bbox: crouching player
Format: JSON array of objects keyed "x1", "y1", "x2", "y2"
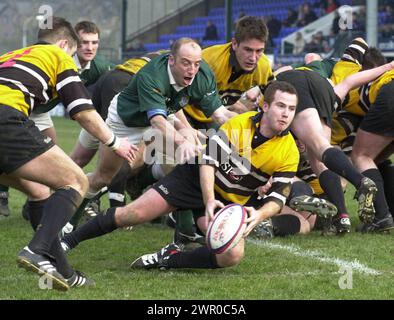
[{"x1": 62, "y1": 81, "x2": 300, "y2": 271}]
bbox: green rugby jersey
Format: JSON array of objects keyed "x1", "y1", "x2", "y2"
[{"x1": 116, "y1": 53, "x2": 223, "y2": 127}]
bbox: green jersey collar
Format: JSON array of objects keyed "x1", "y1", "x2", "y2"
[{"x1": 73, "y1": 55, "x2": 91, "y2": 74}]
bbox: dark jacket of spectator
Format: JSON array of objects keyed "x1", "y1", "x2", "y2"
[{"x1": 203, "y1": 21, "x2": 219, "y2": 41}]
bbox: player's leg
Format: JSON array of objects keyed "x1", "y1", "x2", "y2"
[{"x1": 291, "y1": 108, "x2": 377, "y2": 223}]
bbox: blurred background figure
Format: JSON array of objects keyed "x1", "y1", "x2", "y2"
[{"x1": 203, "y1": 20, "x2": 218, "y2": 41}]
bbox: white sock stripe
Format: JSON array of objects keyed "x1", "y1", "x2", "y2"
[{"x1": 108, "y1": 192, "x2": 125, "y2": 202}]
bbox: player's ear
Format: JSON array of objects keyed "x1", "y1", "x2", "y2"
[
  {"x1": 168, "y1": 54, "x2": 175, "y2": 66},
  {"x1": 57, "y1": 39, "x2": 68, "y2": 50},
  {"x1": 262, "y1": 101, "x2": 269, "y2": 112},
  {"x1": 231, "y1": 38, "x2": 238, "y2": 51}
]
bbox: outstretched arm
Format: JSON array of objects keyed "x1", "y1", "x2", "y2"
[{"x1": 334, "y1": 61, "x2": 394, "y2": 102}]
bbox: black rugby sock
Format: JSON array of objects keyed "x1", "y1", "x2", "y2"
[
  {"x1": 27, "y1": 199, "x2": 73, "y2": 278},
  {"x1": 63, "y1": 207, "x2": 118, "y2": 249},
  {"x1": 29, "y1": 188, "x2": 82, "y2": 256},
  {"x1": 318, "y1": 170, "x2": 347, "y2": 214},
  {"x1": 322, "y1": 148, "x2": 363, "y2": 188},
  {"x1": 167, "y1": 246, "x2": 219, "y2": 269},
  {"x1": 378, "y1": 160, "x2": 394, "y2": 216},
  {"x1": 362, "y1": 168, "x2": 391, "y2": 220}
]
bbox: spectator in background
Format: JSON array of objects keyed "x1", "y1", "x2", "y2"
[
  {"x1": 352, "y1": 11, "x2": 365, "y2": 33},
  {"x1": 293, "y1": 32, "x2": 306, "y2": 55},
  {"x1": 352, "y1": 6, "x2": 366, "y2": 34},
  {"x1": 203, "y1": 20, "x2": 219, "y2": 41},
  {"x1": 304, "y1": 33, "x2": 323, "y2": 53},
  {"x1": 266, "y1": 15, "x2": 282, "y2": 40},
  {"x1": 383, "y1": 5, "x2": 394, "y2": 24},
  {"x1": 381, "y1": 24, "x2": 394, "y2": 39},
  {"x1": 283, "y1": 9, "x2": 298, "y2": 27},
  {"x1": 297, "y1": 3, "x2": 318, "y2": 27},
  {"x1": 325, "y1": 0, "x2": 338, "y2": 14}
]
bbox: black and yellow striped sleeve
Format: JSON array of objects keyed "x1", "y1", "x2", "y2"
[
  {"x1": 341, "y1": 38, "x2": 368, "y2": 66},
  {"x1": 201, "y1": 129, "x2": 232, "y2": 167},
  {"x1": 56, "y1": 60, "x2": 94, "y2": 118},
  {"x1": 264, "y1": 172, "x2": 295, "y2": 207}
]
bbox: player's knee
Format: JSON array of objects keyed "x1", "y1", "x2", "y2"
[
  {"x1": 115, "y1": 202, "x2": 149, "y2": 227},
  {"x1": 217, "y1": 244, "x2": 245, "y2": 267},
  {"x1": 299, "y1": 220, "x2": 311, "y2": 234},
  {"x1": 63, "y1": 171, "x2": 89, "y2": 196}
]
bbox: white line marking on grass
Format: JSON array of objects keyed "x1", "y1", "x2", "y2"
[{"x1": 249, "y1": 239, "x2": 381, "y2": 275}]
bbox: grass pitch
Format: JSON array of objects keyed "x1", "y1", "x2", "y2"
[{"x1": 1, "y1": 117, "x2": 394, "y2": 300}]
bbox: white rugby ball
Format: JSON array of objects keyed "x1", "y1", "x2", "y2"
[{"x1": 206, "y1": 204, "x2": 247, "y2": 254}]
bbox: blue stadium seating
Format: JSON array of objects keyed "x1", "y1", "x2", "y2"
[{"x1": 144, "y1": 0, "x2": 350, "y2": 52}]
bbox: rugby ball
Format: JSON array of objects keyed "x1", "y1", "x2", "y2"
[{"x1": 206, "y1": 204, "x2": 247, "y2": 254}]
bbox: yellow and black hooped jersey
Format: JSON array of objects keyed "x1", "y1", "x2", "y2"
[
  {"x1": 330, "y1": 38, "x2": 372, "y2": 116},
  {"x1": 202, "y1": 111, "x2": 299, "y2": 206},
  {"x1": 357, "y1": 70, "x2": 394, "y2": 114},
  {"x1": 184, "y1": 42, "x2": 273, "y2": 123},
  {"x1": 116, "y1": 50, "x2": 168, "y2": 75},
  {"x1": 0, "y1": 44, "x2": 94, "y2": 117}
]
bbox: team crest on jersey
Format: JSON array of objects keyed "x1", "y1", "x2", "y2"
[
  {"x1": 179, "y1": 96, "x2": 190, "y2": 107},
  {"x1": 282, "y1": 185, "x2": 291, "y2": 198}
]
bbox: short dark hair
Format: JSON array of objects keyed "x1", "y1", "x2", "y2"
[
  {"x1": 75, "y1": 21, "x2": 100, "y2": 37},
  {"x1": 264, "y1": 81, "x2": 298, "y2": 105},
  {"x1": 362, "y1": 47, "x2": 386, "y2": 70},
  {"x1": 170, "y1": 37, "x2": 201, "y2": 57},
  {"x1": 234, "y1": 16, "x2": 268, "y2": 44},
  {"x1": 37, "y1": 16, "x2": 79, "y2": 48}
]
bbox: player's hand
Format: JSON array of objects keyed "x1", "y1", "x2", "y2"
[
  {"x1": 244, "y1": 86, "x2": 262, "y2": 104},
  {"x1": 257, "y1": 180, "x2": 272, "y2": 197},
  {"x1": 180, "y1": 127, "x2": 206, "y2": 148},
  {"x1": 211, "y1": 106, "x2": 237, "y2": 125},
  {"x1": 205, "y1": 199, "x2": 225, "y2": 222},
  {"x1": 176, "y1": 139, "x2": 203, "y2": 164},
  {"x1": 113, "y1": 138, "x2": 139, "y2": 162},
  {"x1": 243, "y1": 206, "x2": 262, "y2": 238}
]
